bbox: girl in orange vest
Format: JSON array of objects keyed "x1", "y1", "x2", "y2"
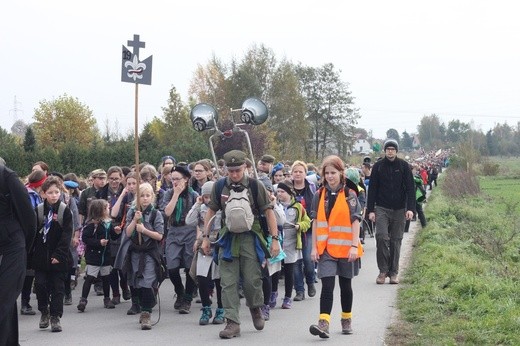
[{"x1": 309, "y1": 155, "x2": 363, "y2": 339}]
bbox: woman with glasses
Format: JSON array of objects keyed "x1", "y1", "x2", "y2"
[
  {"x1": 190, "y1": 160, "x2": 211, "y2": 195},
  {"x1": 160, "y1": 166, "x2": 199, "y2": 315},
  {"x1": 161, "y1": 155, "x2": 176, "y2": 169}
]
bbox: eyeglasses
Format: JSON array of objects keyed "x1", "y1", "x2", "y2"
[{"x1": 172, "y1": 177, "x2": 184, "y2": 181}]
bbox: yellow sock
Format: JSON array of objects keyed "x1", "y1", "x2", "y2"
[
  {"x1": 342, "y1": 312, "x2": 352, "y2": 319},
  {"x1": 319, "y1": 313, "x2": 331, "y2": 323}
]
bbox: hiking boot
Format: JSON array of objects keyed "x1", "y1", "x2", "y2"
[
  {"x1": 309, "y1": 319, "x2": 330, "y2": 338},
  {"x1": 376, "y1": 272, "x2": 388, "y2": 284},
  {"x1": 104, "y1": 297, "x2": 115, "y2": 309},
  {"x1": 389, "y1": 275, "x2": 399, "y2": 284},
  {"x1": 199, "y1": 306, "x2": 212, "y2": 325},
  {"x1": 179, "y1": 299, "x2": 191, "y2": 314},
  {"x1": 21, "y1": 302, "x2": 36, "y2": 315},
  {"x1": 50, "y1": 316, "x2": 62, "y2": 332},
  {"x1": 77, "y1": 298, "x2": 88, "y2": 312},
  {"x1": 174, "y1": 295, "x2": 183, "y2": 310},
  {"x1": 140, "y1": 311, "x2": 152, "y2": 330},
  {"x1": 127, "y1": 303, "x2": 141, "y2": 315},
  {"x1": 293, "y1": 291, "x2": 305, "y2": 301},
  {"x1": 308, "y1": 283, "x2": 317, "y2": 297},
  {"x1": 64, "y1": 294, "x2": 73, "y2": 306},
  {"x1": 260, "y1": 304, "x2": 270, "y2": 321},
  {"x1": 219, "y1": 319, "x2": 241, "y2": 339},
  {"x1": 39, "y1": 312, "x2": 50, "y2": 329},
  {"x1": 122, "y1": 288, "x2": 131, "y2": 301},
  {"x1": 213, "y1": 308, "x2": 225, "y2": 324},
  {"x1": 268, "y1": 292, "x2": 278, "y2": 308},
  {"x1": 341, "y1": 318, "x2": 353, "y2": 334},
  {"x1": 250, "y1": 307, "x2": 265, "y2": 330},
  {"x1": 281, "y1": 297, "x2": 292, "y2": 309},
  {"x1": 111, "y1": 295, "x2": 121, "y2": 305}
]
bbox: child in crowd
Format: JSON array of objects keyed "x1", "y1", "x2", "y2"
[
  {"x1": 77, "y1": 199, "x2": 121, "y2": 312},
  {"x1": 111, "y1": 172, "x2": 140, "y2": 314},
  {"x1": 271, "y1": 180, "x2": 311, "y2": 309},
  {"x1": 30, "y1": 176, "x2": 73, "y2": 332},
  {"x1": 186, "y1": 181, "x2": 225, "y2": 325},
  {"x1": 62, "y1": 175, "x2": 82, "y2": 305},
  {"x1": 123, "y1": 182, "x2": 164, "y2": 330}
]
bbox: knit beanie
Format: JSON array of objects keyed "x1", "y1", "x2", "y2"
[
  {"x1": 201, "y1": 181, "x2": 214, "y2": 196},
  {"x1": 383, "y1": 139, "x2": 399, "y2": 152},
  {"x1": 277, "y1": 180, "x2": 295, "y2": 196}
]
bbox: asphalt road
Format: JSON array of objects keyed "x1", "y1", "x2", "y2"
[{"x1": 18, "y1": 220, "x2": 420, "y2": 346}]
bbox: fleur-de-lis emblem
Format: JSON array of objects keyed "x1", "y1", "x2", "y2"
[{"x1": 125, "y1": 55, "x2": 147, "y2": 81}]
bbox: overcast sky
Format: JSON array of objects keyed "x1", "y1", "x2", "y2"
[{"x1": 2, "y1": 0, "x2": 520, "y2": 140}]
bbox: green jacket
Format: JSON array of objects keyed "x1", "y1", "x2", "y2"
[{"x1": 287, "y1": 197, "x2": 311, "y2": 250}]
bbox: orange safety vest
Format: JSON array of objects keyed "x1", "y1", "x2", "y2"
[{"x1": 316, "y1": 188, "x2": 363, "y2": 259}]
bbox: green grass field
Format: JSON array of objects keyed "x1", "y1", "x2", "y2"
[{"x1": 388, "y1": 158, "x2": 520, "y2": 345}]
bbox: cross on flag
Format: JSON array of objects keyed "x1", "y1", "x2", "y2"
[{"x1": 121, "y1": 34, "x2": 153, "y2": 85}]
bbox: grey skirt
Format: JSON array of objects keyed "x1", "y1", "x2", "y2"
[
  {"x1": 127, "y1": 252, "x2": 157, "y2": 289},
  {"x1": 165, "y1": 224, "x2": 197, "y2": 270},
  {"x1": 317, "y1": 250, "x2": 361, "y2": 279}
]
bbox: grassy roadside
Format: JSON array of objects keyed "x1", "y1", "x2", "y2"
[{"x1": 387, "y1": 164, "x2": 520, "y2": 345}]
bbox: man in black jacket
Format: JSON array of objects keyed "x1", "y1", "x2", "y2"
[
  {"x1": 0, "y1": 158, "x2": 37, "y2": 345},
  {"x1": 366, "y1": 140, "x2": 415, "y2": 285}
]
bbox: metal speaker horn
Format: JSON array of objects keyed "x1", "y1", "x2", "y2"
[
  {"x1": 190, "y1": 103, "x2": 218, "y2": 132},
  {"x1": 240, "y1": 98, "x2": 268, "y2": 125}
]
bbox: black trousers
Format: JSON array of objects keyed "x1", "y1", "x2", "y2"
[
  {"x1": 34, "y1": 270, "x2": 66, "y2": 317},
  {"x1": 0, "y1": 248, "x2": 25, "y2": 346}
]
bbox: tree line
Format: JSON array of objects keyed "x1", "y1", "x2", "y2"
[
  {"x1": 1, "y1": 44, "x2": 360, "y2": 176},
  {"x1": 2, "y1": 45, "x2": 518, "y2": 177}
]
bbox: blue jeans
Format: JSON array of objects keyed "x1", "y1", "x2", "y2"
[{"x1": 293, "y1": 230, "x2": 315, "y2": 293}]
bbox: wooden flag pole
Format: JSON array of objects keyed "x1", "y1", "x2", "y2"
[
  {"x1": 134, "y1": 82, "x2": 142, "y2": 245},
  {"x1": 122, "y1": 34, "x2": 152, "y2": 245}
]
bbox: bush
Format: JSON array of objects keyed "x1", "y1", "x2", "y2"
[
  {"x1": 481, "y1": 162, "x2": 500, "y2": 176},
  {"x1": 442, "y1": 169, "x2": 480, "y2": 198}
]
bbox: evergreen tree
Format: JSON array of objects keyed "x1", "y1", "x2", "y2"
[{"x1": 23, "y1": 126, "x2": 36, "y2": 152}]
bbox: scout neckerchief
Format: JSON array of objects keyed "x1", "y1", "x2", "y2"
[{"x1": 43, "y1": 208, "x2": 53, "y2": 243}]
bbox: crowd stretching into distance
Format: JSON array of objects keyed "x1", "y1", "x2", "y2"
[{"x1": 0, "y1": 141, "x2": 450, "y2": 343}]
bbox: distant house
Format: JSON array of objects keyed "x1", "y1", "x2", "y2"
[{"x1": 352, "y1": 138, "x2": 372, "y2": 154}]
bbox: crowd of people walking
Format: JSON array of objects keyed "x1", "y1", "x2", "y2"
[{"x1": 0, "y1": 142, "x2": 448, "y2": 343}]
